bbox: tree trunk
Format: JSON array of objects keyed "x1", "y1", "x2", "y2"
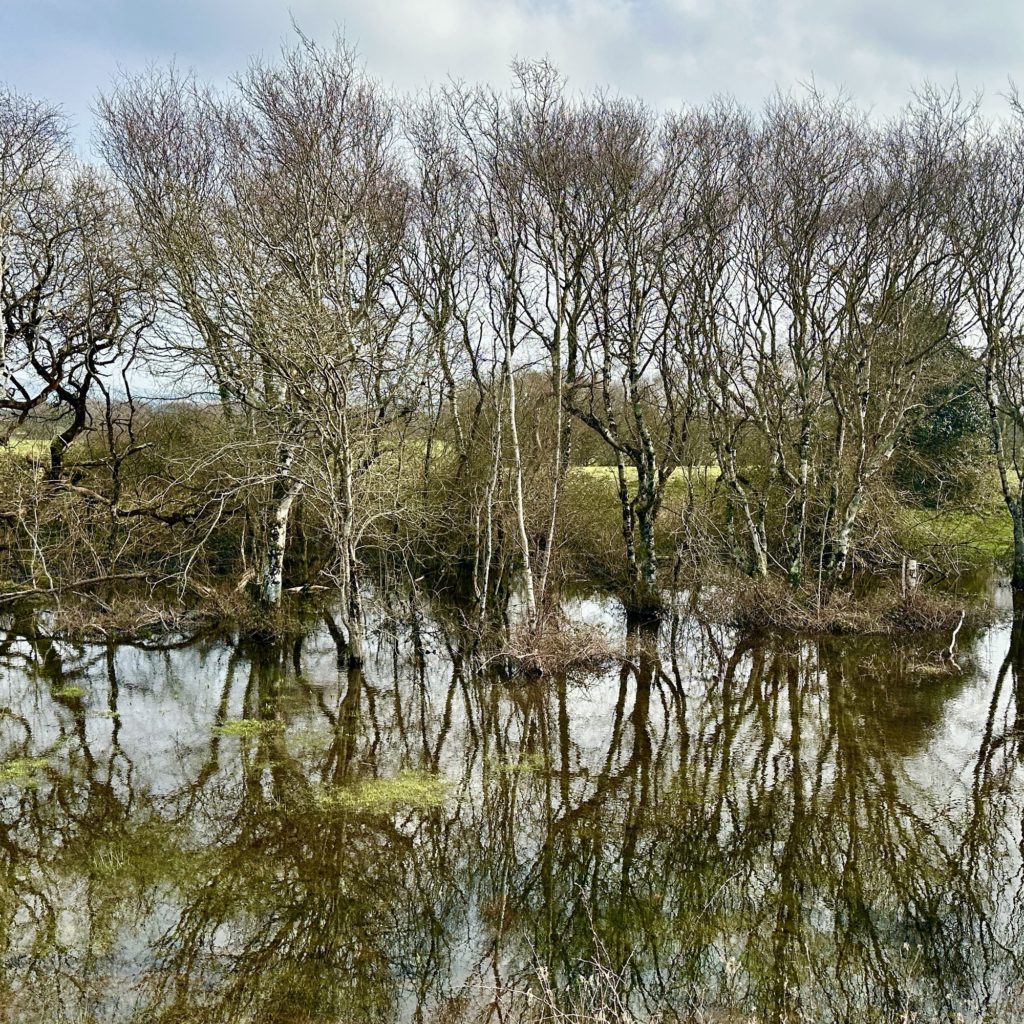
[
  {"x1": 719, "y1": 443, "x2": 768, "y2": 578},
  {"x1": 47, "y1": 393, "x2": 90, "y2": 482},
  {"x1": 260, "y1": 445, "x2": 302, "y2": 607},
  {"x1": 984, "y1": 345, "x2": 1024, "y2": 590},
  {"x1": 505, "y1": 356, "x2": 538, "y2": 631},
  {"x1": 1013, "y1": 515, "x2": 1024, "y2": 591},
  {"x1": 538, "y1": 354, "x2": 569, "y2": 609},
  {"x1": 628, "y1": 468, "x2": 662, "y2": 618},
  {"x1": 344, "y1": 541, "x2": 364, "y2": 665},
  {"x1": 787, "y1": 425, "x2": 811, "y2": 586},
  {"x1": 827, "y1": 486, "x2": 864, "y2": 578}
]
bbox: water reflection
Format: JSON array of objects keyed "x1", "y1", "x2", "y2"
[{"x1": 1, "y1": 596, "x2": 1023, "y2": 1023}]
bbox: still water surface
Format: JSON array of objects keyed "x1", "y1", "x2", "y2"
[{"x1": 2, "y1": 592, "x2": 1023, "y2": 1023}]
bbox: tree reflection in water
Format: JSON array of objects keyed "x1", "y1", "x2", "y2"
[{"x1": 1, "y1": 593, "x2": 1023, "y2": 1023}]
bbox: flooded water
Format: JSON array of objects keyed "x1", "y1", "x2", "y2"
[{"x1": 2, "y1": 590, "x2": 1024, "y2": 1024}]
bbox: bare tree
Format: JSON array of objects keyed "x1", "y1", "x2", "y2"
[
  {"x1": 0, "y1": 88, "x2": 68, "y2": 415},
  {"x1": 949, "y1": 98, "x2": 1024, "y2": 588},
  {"x1": 99, "y1": 38, "x2": 418, "y2": 654},
  {"x1": 820, "y1": 95, "x2": 965, "y2": 575},
  {"x1": 0, "y1": 45, "x2": 1005, "y2": 633},
  {"x1": 1, "y1": 94, "x2": 154, "y2": 536},
  {"x1": 2, "y1": 164, "x2": 153, "y2": 479},
  {"x1": 712, "y1": 92, "x2": 866, "y2": 582}
]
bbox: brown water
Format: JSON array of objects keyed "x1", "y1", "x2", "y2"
[{"x1": 1, "y1": 590, "x2": 1023, "y2": 1024}]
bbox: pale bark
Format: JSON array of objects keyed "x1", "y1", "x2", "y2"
[
  {"x1": 985, "y1": 345, "x2": 1024, "y2": 589},
  {"x1": 505, "y1": 348, "x2": 538, "y2": 630},
  {"x1": 260, "y1": 444, "x2": 303, "y2": 607}
]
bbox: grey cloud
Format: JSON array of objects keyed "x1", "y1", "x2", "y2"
[
  {"x1": 836, "y1": 0, "x2": 1024, "y2": 66},
  {"x1": 2, "y1": 0, "x2": 1021, "y2": 154}
]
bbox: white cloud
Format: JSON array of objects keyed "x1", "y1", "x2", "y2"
[{"x1": 2, "y1": 0, "x2": 1021, "y2": 153}]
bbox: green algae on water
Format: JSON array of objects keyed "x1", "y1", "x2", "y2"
[
  {"x1": 315, "y1": 770, "x2": 447, "y2": 814},
  {"x1": 490, "y1": 750, "x2": 548, "y2": 775},
  {"x1": 53, "y1": 684, "x2": 86, "y2": 699},
  {"x1": 0, "y1": 756, "x2": 49, "y2": 785},
  {"x1": 213, "y1": 718, "x2": 284, "y2": 737}
]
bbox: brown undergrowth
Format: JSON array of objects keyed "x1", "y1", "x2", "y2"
[
  {"x1": 13, "y1": 585, "x2": 286, "y2": 645},
  {"x1": 706, "y1": 571, "x2": 990, "y2": 637},
  {"x1": 488, "y1": 616, "x2": 624, "y2": 678}
]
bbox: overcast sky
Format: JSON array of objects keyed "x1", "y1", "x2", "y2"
[{"x1": 2, "y1": 0, "x2": 1022, "y2": 151}]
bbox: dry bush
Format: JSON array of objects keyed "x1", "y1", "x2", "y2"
[
  {"x1": 704, "y1": 570, "x2": 988, "y2": 637},
  {"x1": 490, "y1": 617, "x2": 624, "y2": 678}
]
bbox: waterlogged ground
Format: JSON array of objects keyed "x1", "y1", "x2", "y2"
[{"x1": 1, "y1": 591, "x2": 1024, "y2": 1024}]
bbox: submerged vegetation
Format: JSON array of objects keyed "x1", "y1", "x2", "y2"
[
  {"x1": 3, "y1": 36, "x2": 1024, "y2": 656},
  {"x1": 0, "y1": 756, "x2": 49, "y2": 785},
  {"x1": 314, "y1": 769, "x2": 448, "y2": 814}
]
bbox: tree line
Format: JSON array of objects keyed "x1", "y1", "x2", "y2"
[{"x1": 2, "y1": 35, "x2": 1024, "y2": 651}]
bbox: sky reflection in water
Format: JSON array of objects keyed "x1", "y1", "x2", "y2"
[{"x1": 1, "y1": 592, "x2": 1023, "y2": 1023}]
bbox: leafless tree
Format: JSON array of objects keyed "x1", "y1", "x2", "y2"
[
  {"x1": 2, "y1": 91, "x2": 151, "y2": 481},
  {"x1": 819, "y1": 94, "x2": 965, "y2": 576},
  {"x1": 100, "y1": 37, "x2": 418, "y2": 656},
  {"x1": 0, "y1": 88, "x2": 68, "y2": 412},
  {"x1": 949, "y1": 96, "x2": 1024, "y2": 588}
]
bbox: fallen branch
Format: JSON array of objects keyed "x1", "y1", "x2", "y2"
[
  {"x1": 0, "y1": 572, "x2": 164, "y2": 606},
  {"x1": 945, "y1": 609, "x2": 966, "y2": 666}
]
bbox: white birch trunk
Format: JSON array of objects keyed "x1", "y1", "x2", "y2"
[
  {"x1": 505, "y1": 352, "x2": 538, "y2": 630},
  {"x1": 260, "y1": 445, "x2": 302, "y2": 607}
]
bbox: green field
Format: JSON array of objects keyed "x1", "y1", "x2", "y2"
[
  {"x1": 899, "y1": 507, "x2": 1013, "y2": 560},
  {"x1": 573, "y1": 464, "x2": 720, "y2": 483},
  {"x1": 2, "y1": 437, "x2": 50, "y2": 457}
]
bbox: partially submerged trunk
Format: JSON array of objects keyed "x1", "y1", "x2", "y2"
[
  {"x1": 1014, "y1": 517, "x2": 1024, "y2": 592},
  {"x1": 624, "y1": 461, "x2": 664, "y2": 618},
  {"x1": 321, "y1": 546, "x2": 365, "y2": 669},
  {"x1": 334, "y1": 438, "x2": 365, "y2": 666},
  {"x1": 341, "y1": 542, "x2": 365, "y2": 666},
  {"x1": 611, "y1": 455, "x2": 664, "y2": 620}
]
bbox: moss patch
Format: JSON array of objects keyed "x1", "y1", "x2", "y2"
[{"x1": 315, "y1": 770, "x2": 447, "y2": 814}]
